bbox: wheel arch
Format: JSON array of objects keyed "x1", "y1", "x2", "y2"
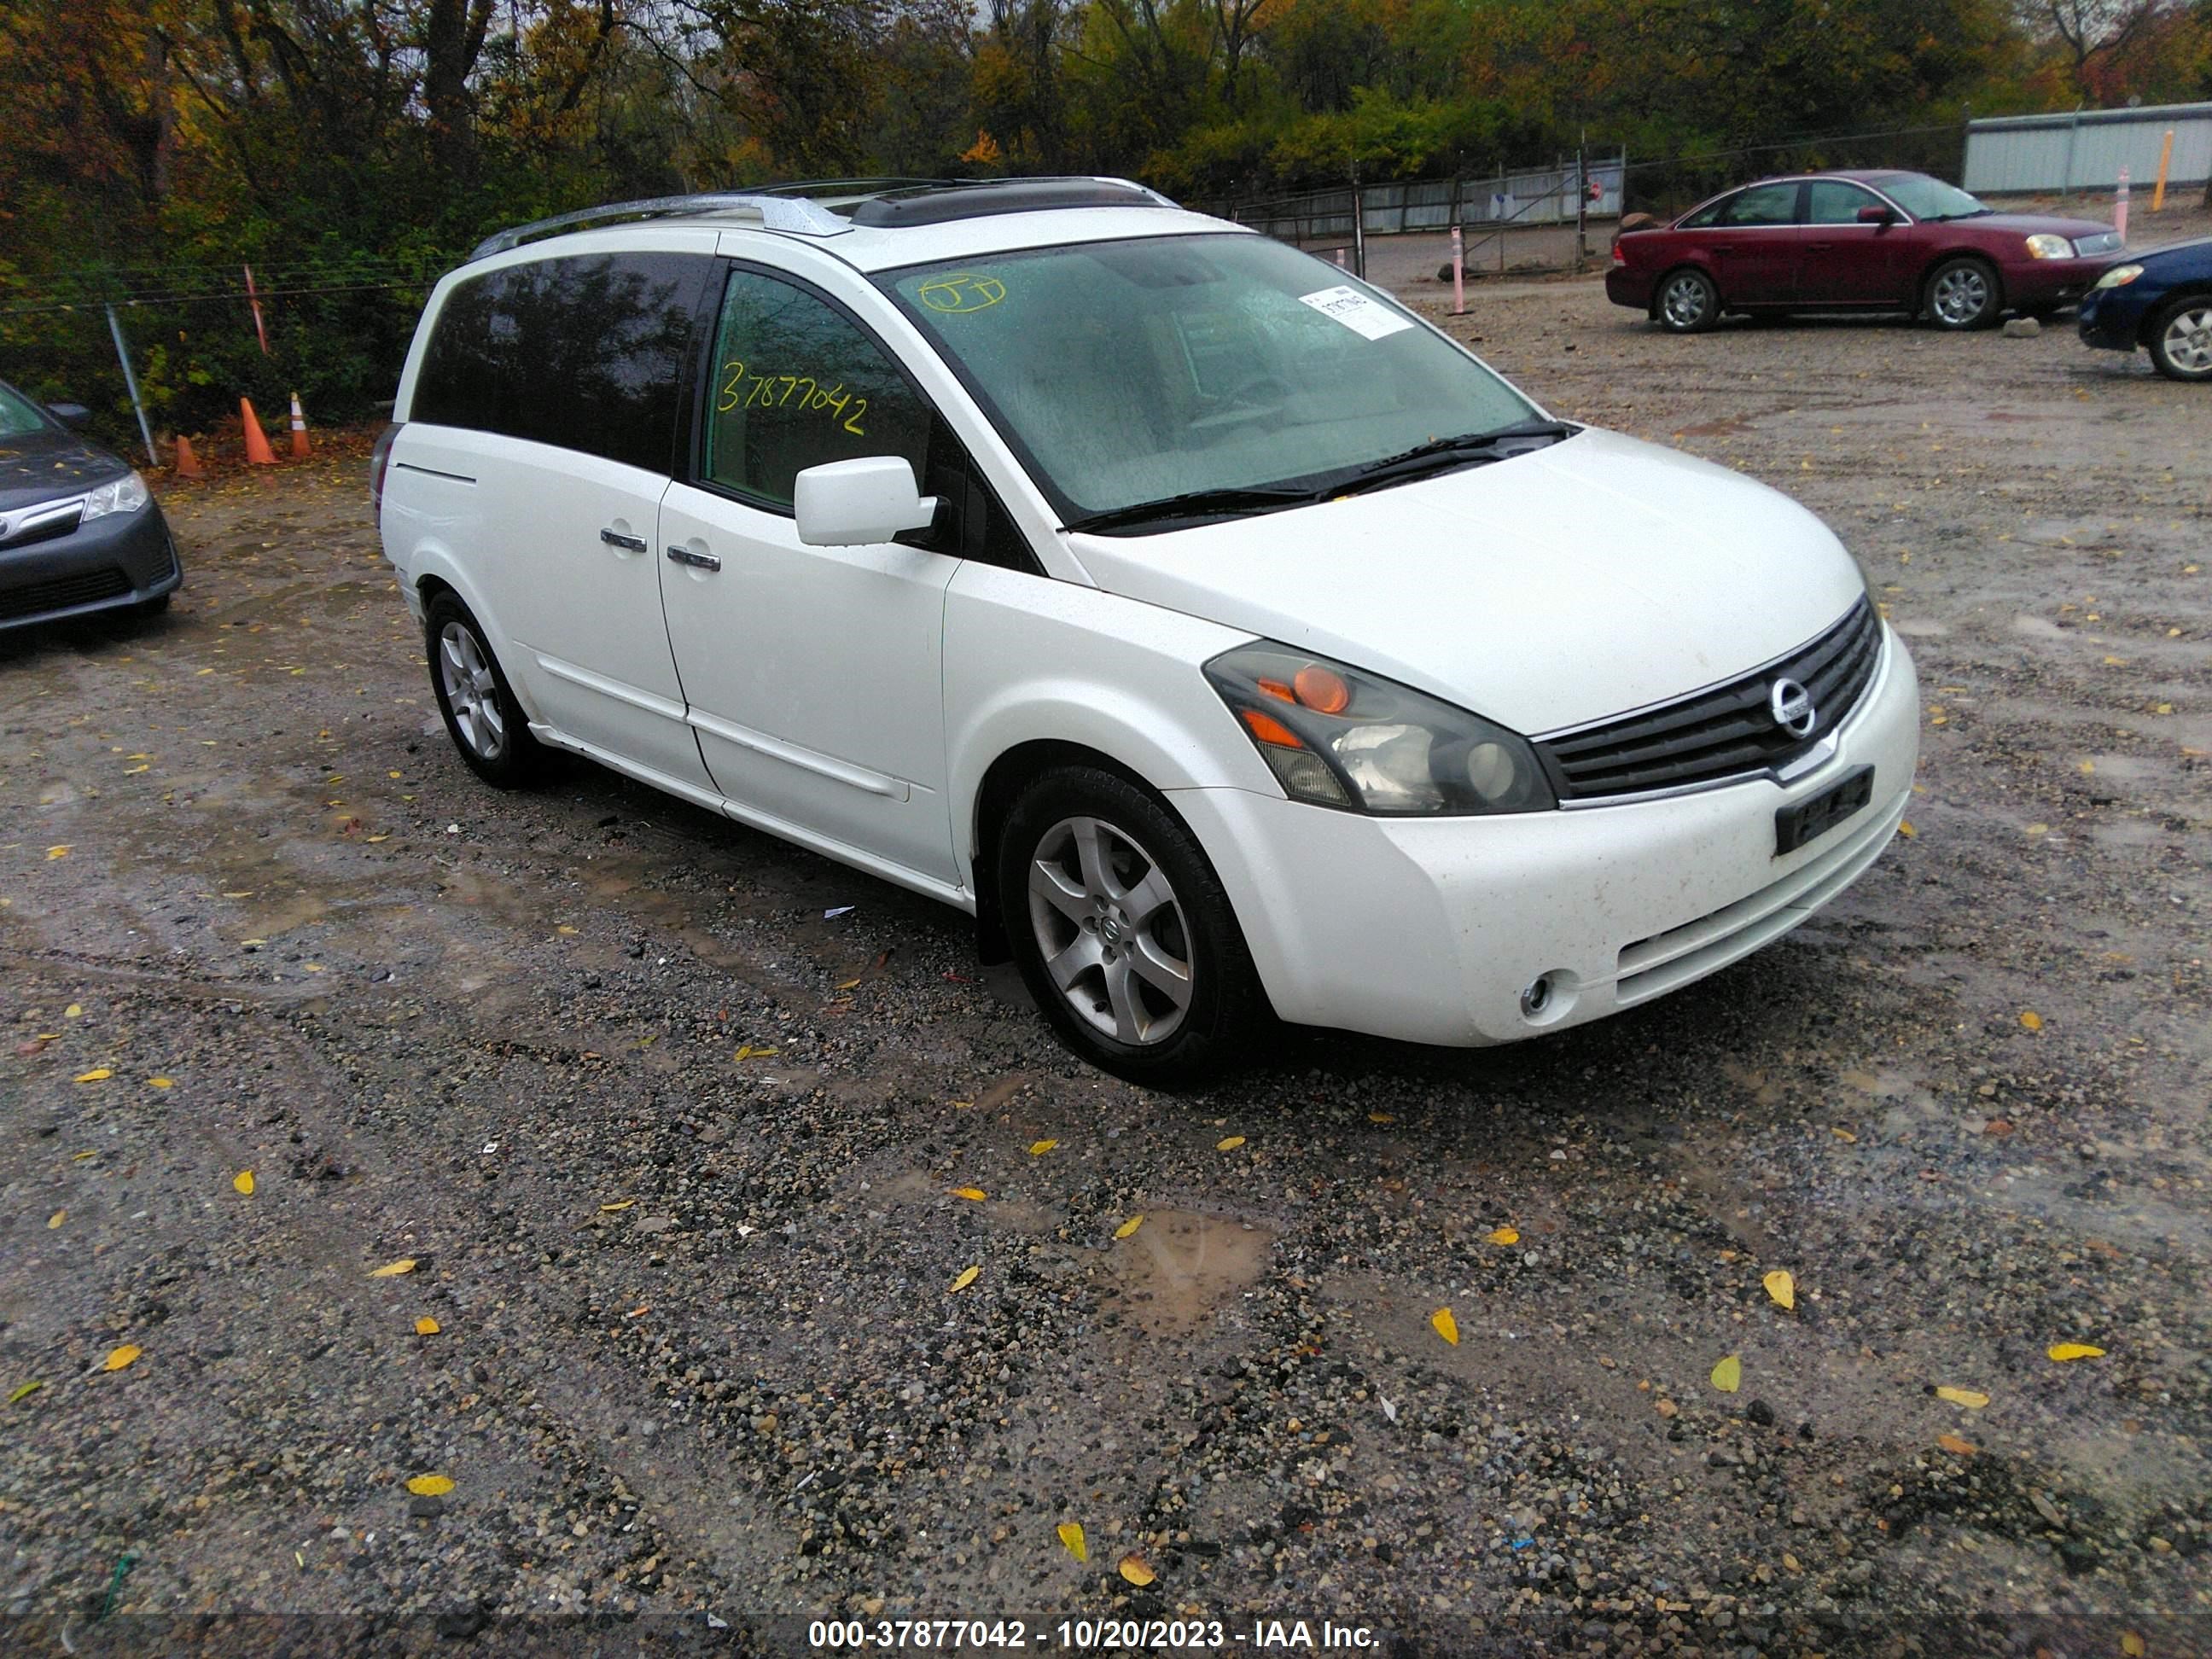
[
  {"x1": 1918, "y1": 248, "x2": 2005, "y2": 310},
  {"x1": 1650, "y1": 260, "x2": 1720, "y2": 318},
  {"x1": 968, "y1": 738, "x2": 1191, "y2": 963},
  {"x1": 2139, "y1": 285, "x2": 2212, "y2": 348}
]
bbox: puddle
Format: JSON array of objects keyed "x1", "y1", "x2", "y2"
[{"x1": 1105, "y1": 1209, "x2": 1272, "y2": 1337}]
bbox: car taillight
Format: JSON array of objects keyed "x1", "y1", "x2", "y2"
[
  {"x1": 1610, "y1": 240, "x2": 1626, "y2": 265},
  {"x1": 370, "y1": 422, "x2": 402, "y2": 519}
]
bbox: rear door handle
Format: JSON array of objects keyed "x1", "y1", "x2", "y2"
[
  {"x1": 1806, "y1": 242, "x2": 1833, "y2": 252},
  {"x1": 599, "y1": 528, "x2": 647, "y2": 551},
  {"x1": 667, "y1": 544, "x2": 721, "y2": 573}
]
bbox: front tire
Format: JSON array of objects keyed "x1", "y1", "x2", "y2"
[
  {"x1": 996, "y1": 766, "x2": 1266, "y2": 1083},
  {"x1": 1654, "y1": 267, "x2": 1720, "y2": 334},
  {"x1": 2147, "y1": 296, "x2": 2212, "y2": 381},
  {"x1": 1924, "y1": 257, "x2": 2000, "y2": 329},
  {"x1": 426, "y1": 591, "x2": 543, "y2": 788}
]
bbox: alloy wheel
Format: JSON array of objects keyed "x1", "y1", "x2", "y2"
[
  {"x1": 1027, "y1": 815, "x2": 1193, "y2": 1046},
  {"x1": 2161, "y1": 305, "x2": 2212, "y2": 375},
  {"x1": 438, "y1": 621, "x2": 507, "y2": 761},
  {"x1": 1661, "y1": 273, "x2": 1711, "y2": 329},
  {"x1": 1931, "y1": 265, "x2": 1990, "y2": 327}
]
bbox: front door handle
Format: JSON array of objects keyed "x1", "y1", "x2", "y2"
[
  {"x1": 600, "y1": 527, "x2": 647, "y2": 551},
  {"x1": 667, "y1": 544, "x2": 721, "y2": 573},
  {"x1": 1806, "y1": 242, "x2": 1833, "y2": 252}
]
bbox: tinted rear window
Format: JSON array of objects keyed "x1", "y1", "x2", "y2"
[{"x1": 410, "y1": 253, "x2": 709, "y2": 473}]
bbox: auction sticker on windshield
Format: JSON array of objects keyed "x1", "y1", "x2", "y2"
[{"x1": 1298, "y1": 284, "x2": 1414, "y2": 341}]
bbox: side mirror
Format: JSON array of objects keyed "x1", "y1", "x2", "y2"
[
  {"x1": 1855, "y1": 204, "x2": 1896, "y2": 225},
  {"x1": 793, "y1": 456, "x2": 940, "y2": 548},
  {"x1": 46, "y1": 402, "x2": 91, "y2": 430}
]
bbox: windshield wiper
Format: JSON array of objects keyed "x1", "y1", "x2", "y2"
[
  {"x1": 1062, "y1": 482, "x2": 1321, "y2": 534},
  {"x1": 1332, "y1": 418, "x2": 1576, "y2": 496}
]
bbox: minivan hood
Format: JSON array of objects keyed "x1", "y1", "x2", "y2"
[{"x1": 1066, "y1": 428, "x2": 1866, "y2": 735}]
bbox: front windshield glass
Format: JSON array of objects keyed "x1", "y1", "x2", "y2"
[
  {"x1": 882, "y1": 234, "x2": 1540, "y2": 519},
  {"x1": 1880, "y1": 175, "x2": 1988, "y2": 221},
  {"x1": 0, "y1": 382, "x2": 53, "y2": 438}
]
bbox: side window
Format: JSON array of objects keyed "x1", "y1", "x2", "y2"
[
  {"x1": 1678, "y1": 197, "x2": 1730, "y2": 229},
  {"x1": 1806, "y1": 182, "x2": 1880, "y2": 224},
  {"x1": 704, "y1": 269, "x2": 928, "y2": 509},
  {"x1": 1719, "y1": 183, "x2": 1802, "y2": 227},
  {"x1": 411, "y1": 253, "x2": 706, "y2": 473}
]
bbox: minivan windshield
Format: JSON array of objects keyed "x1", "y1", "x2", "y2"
[
  {"x1": 1880, "y1": 174, "x2": 1990, "y2": 222},
  {"x1": 882, "y1": 234, "x2": 1545, "y2": 525}
]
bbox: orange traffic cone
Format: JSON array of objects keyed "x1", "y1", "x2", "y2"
[
  {"x1": 288, "y1": 391, "x2": 311, "y2": 458},
  {"x1": 241, "y1": 397, "x2": 276, "y2": 466},
  {"x1": 172, "y1": 434, "x2": 206, "y2": 480}
]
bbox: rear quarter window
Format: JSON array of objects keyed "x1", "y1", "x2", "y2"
[{"x1": 410, "y1": 252, "x2": 710, "y2": 474}]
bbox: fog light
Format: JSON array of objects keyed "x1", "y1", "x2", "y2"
[
  {"x1": 1521, "y1": 975, "x2": 1554, "y2": 1017},
  {"x1": 1517, "y1": 969, "x2": 1580, "y2": 1026}
]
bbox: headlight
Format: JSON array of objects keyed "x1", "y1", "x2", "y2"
[
  {"x1": 2024, "y1": 234, "x2": 2073, "y2": 260},
  {"x1": 79, "y1": 471, "x2": 149, "y2": 522},
  {"x1": 2094, "y1": 264, "x2": 2144, "y2": 289},
  {"x1": 1205, "y1": 643, "x2": 1555, "y2": 815}
]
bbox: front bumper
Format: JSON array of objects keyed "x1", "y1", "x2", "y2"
[
  {"x1": 0, "y1": 500, "x2": 181, "y2": 632},
  {"x1": 1172, "y1": 625, "x2": 1919, "y2": 1046},
  {"x1": 2075, "y1": 283, "x2": 2144, "y2": 352},
  {"x1": 2004, "y1": 256, "x2": 2104, "y2": 314}
]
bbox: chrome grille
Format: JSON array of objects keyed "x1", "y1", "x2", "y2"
[{"x1": 1535, "y1": 599, "x2": 1883, "y2": 802}]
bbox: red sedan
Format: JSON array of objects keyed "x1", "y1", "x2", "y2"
[{"x1": 1606, "y1": 170, "x2": 2124, "y2": 333}]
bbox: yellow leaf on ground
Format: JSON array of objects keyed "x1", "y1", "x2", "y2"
[
  {"x1": 65, "y1": 1004, "x2": 82, "y2": 1018},
  {"x1": 1115, "y1": 1215, "x2": 1144, "y2": 1240},
  {"x1": 948, "y1": 1266, "x2": 980, "y2": 1294},
  {"x1": 1936, "y1": 1433, "x2": 1977, "y2": 1455},
  {"x1": 73, "y1": 1068, "x2": 112, "y2": 1083},
  {"x1": 1027, "y1": 1139, "x2": 1058, "y2": 1156},
  {"x1": 1368, "y1": 1112, "x2": 1394, "y2": 1123},
  {"x1": 1431, "y1": 1307, "x2": 1460, "y2": 1346},
  {"x1": 1898, "y1": 820, "x2": 1917, "y2": 838},
  {"x1": 599, "y1": 1200, "x2": 635, "y2": 1212},
  {"x1": 1936, "y1": 1386, "x2": 1990, "y2": 1408},
  {"x1": 48, "y1": 1211, "x2": 64, "y2": 1229},
  {"x1": 1216, "y1": 1135, "x2": 1247, "y2": 1151},
  {"x1": 835, "y1": 978, "x2": 861, "y2": 991},
  {"x1": 148, "y1": 1077, "x2": 172, "y2": 1089},
  {"x1": 369, "y1": 1259, "x2": 416, "y2": 1278},
  {"x1": 1711, "y1": 1354, "x2": 1743, "y2": 1393},
  {"x1": 1057, "y1": 1521, "x2": 1087, "y2": 1563},
  {"x1": 46, "y1": 845, "x2": 70, "y2": 859},
  {"x1": 1764, "y1": 1270, "x2": 1796, "y2": 1310},
  {"x1": 2122, "y1": 1632, "x2": 2147, "y2": 1657},
  {"x1": 1484, "y1": 1226, "x2": 1520, "y2": 1246},
  {"x1": 1118, "y1": 1553, "x2": 1155, "y2": 1586},
  {"x1": 1831, "y1": 1126, "x2": 1858, "y2": 1142},
  {"x1": 416, "y1": 1317, "x2": 441, "y2": 1336},
  {"x1": 949, "y1": 1186, "x2": 987, "y2": 1202},
  {"x1": 104, "y1": 1345, "x2": 142, "y2": 1372},
  {"x1": 405, "y1": 1474, "x2": 454, "y2": 1497},
  {"x1": 2047, "y1": 1342, "x2": 2105, "y2": 1362},
  {"x1": 233, "y1": 1170, "x2": 254, "y2": 1195},
  {"x1": 8, "y1": 1381, "x2": 43, "y2": 1405},
  {"x1": 2020, "y1": 1010, "x2": 2044, "y2": 1031},
  {"x1": 733, "y1": 1045, "x2": 780, "y2": 1062}
]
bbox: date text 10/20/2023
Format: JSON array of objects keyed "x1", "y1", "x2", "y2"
[{"x1": 806, "y1": 1618, "x2": 1382, "y2": 1650}]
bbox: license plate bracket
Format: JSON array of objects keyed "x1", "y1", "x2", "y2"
[{"x1": 1775, "y1": 765, "x2": 1874, "y2": 857}]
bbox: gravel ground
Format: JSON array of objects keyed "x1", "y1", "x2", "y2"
[{"x1": 2, "y1": 274, "x2": 2208, "y2": 1659}]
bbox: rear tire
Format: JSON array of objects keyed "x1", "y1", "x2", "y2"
[
  {"x1": 1924, "y1": 257, "x2": 2000, "y2": 329},
  {"x1": 1654, "y1": 267, "x2": 1720, "y2": 334},
  {"x1": 995, "y1": 765, "x2": 1266, "y2": 1084},
  {"x1": 426, "y1": 591, "x2": 543, "y2": 788},
  {"x1": 2146, "y1": 295, "x2": 2212, "y2": 381}
]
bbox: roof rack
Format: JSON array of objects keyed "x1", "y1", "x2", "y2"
[
  {"x1": 466, "y1": 175, "x2": 1181, "y2": 262},
  {"x1": 468, "y1": 192, "x2": 851, "y2": 260}
]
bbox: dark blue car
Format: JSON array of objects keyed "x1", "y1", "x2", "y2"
[
  {"x1": 1, "y1": 378, "x2": 182, "y2": 631},
  {"x1": 2077, "y1": 235, "x2": 2212, "y2": 381}
]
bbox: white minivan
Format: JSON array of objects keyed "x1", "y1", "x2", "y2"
[{"x1": 374, "y1": 178, "x2": 1918, "y2": 1080}]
